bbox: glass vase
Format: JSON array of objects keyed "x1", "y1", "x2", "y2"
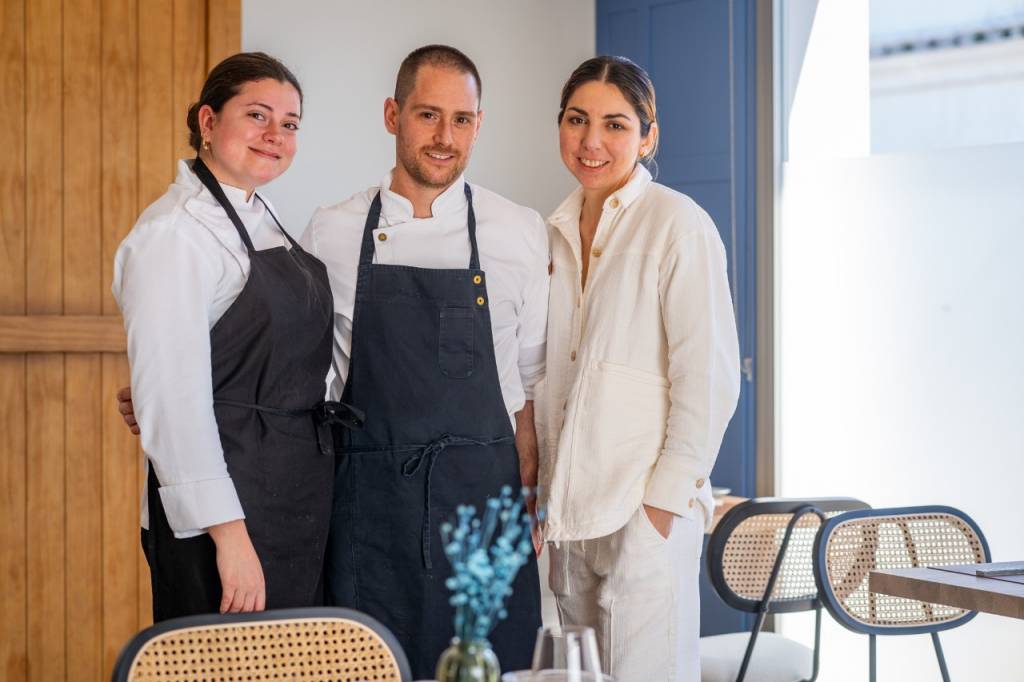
[{"x1": 436, "y1": 637, "x2": 500, "y2": 682}]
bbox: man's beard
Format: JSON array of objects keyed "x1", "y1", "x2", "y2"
[{"x1": 398, "y1": 143, "x2": 467, "y2": 190}]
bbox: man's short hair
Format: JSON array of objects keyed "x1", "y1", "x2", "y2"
[{"x1": 394, "y1": 44, "x2": 482, "y2": 106}]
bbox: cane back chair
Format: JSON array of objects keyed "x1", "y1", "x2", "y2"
[
  {"x1": 814, "y1": 506, "x2": 990, "y2": 682},
  {"x1": 701, "y1": 497, "x2": 871, "y2": 682},
  {"x1": 110, "y1": 607, "x2": 412, "y2": 682}
]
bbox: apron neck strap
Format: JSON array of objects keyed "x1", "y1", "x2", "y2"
[
  {"x1": 358, "y1": 182, "x2": 480, "y2": 270},
  {"x1": 192, "y1": 157, "x2": 301, "y2": 254}
]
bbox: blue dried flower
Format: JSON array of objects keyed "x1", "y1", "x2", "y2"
[{"x1": 440, "y1": 485, "x2": 539, "y2": 641}]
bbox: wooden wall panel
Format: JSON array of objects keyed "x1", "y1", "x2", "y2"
[
  {"x1": 101, "y1": 0, "x2": 144, "y2": 667},
  {"x1": 0, "y1": 356, "x2": 27, "y2": 682},
  {"x1": 0, "y1": 0, "x2": 27, "y2": 680},
  {"x1": 25, "y1": 355, "x2": 66, "y2": 682},
  {"x1": 63, "y1": 1, "x2": 103, "y2": 678},
  {"x1": 207, "y1": 0, "x2": 240, "y2": 70},
  {"x1": 25, "y1": 0, "x2": 65, "y2": 680},
  {"x1": 173, "y1": 0, "x2": 206, "y2": 165},
  {"x1": 0, "y1": 0, "x2": 26, "y2": 311},
  {"x1": 139, "y1": 0, "x2": 174, "y2": 206},
  {"x1": 25, "y1": 0, "x2": 62, "y2": 316},
  {"x1": 1, "y1": 3, "x2": 238, "y2": 678}
]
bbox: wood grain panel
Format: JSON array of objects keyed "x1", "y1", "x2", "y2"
[
  {"x1": 173, "y1": 0, "x2": 206, "y2": 164},
  {"x1": 64, "y1": 0, "x2": 102, "y2": 316},
  {"x1": 65, "y1": 354, "x2": 102, "y2": 681},
  {"x1": 1, "y1": 1, "x2": 28, "y2": 678},
  {"x1": 101, "y1": 0, "x2": 143, "y2": 668},
  {"x1": 206, "y1": 0, "x2": 241, "y2": 70},
  {"x1": 138, "y1": 0, "x2": 174, "y2": 207},
  {"x1": 101, "y1": 0, "x2": 138, "y2": 316},
  {"x1": 101, "y1": 352, "x2": 142, "y2": 670},
  {"x1": 0, "y1": 355, "x2": 27, "y2": 681},
  {"x1": 63, "y1": 1, "x2": 103, "y2": 678},
  {"x1": 0, "y1": 0, "x2": 26, "y2": 313},
  {"x1": 0, "y1": 315, "x2": 126, "y2": 353},
  {"x1": 25, "y1": 0, "x2": 62, "y2": 316},
  {"x1": 25, "y1": 0, "x2": 65, "y2": 680},
  {"x1": 26, "y1": 355, "x2": 65, "y2": 682}
]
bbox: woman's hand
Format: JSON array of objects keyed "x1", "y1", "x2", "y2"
[
  {"x1": 643, "y1": 504, "x2": 676, "y2": 540},
  {"x1": 206, "y1": 519, "x2": 266, "y2": 613},
  {"x1": 116, "y1": 386, "x2": 140, "y2": 435}
]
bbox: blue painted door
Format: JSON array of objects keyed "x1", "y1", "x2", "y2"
[{"x1": 597, "y1": 0, "x2": 759, "y2": 636}]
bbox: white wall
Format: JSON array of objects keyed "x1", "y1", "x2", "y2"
[
  {"x1": 778, "y1": 2, "x2": 1024, "y2": 679},
  {"x1": 242, "y1": 0, "x2": 595, "y2": 232}
]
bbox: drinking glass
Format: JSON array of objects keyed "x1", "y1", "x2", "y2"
[{"x1": 499, "y1": 625, "x2": 614, "y2": 681}]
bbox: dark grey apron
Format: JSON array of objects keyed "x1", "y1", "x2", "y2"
[
  {"x1": 326, "y1": 184, "x2": 541, "y2": 678},
  {"x1": 143, "y1": 158, "x2": 354, "y2": 621}
]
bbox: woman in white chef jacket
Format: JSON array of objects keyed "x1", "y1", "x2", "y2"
[
  {"x1": 536, "y1": 56, "x2": 742, "y2": 681},
  {"x1": 113, "y1": 53, "x2": 342, "y2": 620}
]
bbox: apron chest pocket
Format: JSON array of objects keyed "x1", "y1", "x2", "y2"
[{"x1": 438, "y1": 307, "x2": 475, "y2": 378}]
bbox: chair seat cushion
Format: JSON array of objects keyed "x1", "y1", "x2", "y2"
[{"x1": 700, "y1": 632, "x2": 813, "y2": 682}]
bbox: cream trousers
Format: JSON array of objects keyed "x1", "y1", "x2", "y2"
[{"x1": 548, "y1": 505, "x2": 704, "y2": 682}]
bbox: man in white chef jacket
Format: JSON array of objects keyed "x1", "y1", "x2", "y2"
[{"x1": 302, "y1": 45, "x2": 548, "y2": 678}]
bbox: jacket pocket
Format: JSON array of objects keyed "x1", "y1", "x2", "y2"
[
  {"x1": 438, "y1": 307, "x2": 475, "y2": 378},
  {"x1": 570, "y1": 361, "x2": 670, "y2": 515}
]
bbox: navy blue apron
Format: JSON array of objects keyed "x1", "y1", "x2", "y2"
[
  {"x1": 327, "y1": 184, "x2": 541, "y2": 678},
  {"x1": 142, "y1": 158, "x2": 358, "y2": 621}
]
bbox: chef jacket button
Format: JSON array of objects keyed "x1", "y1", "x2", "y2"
[
  {"x1": 592, "y1": 248, "x2": 603, "y2": 258},
  {"x1": 473, "y1": 275, "x2": 482, "y2": 284},
  {"x1": 609, "y1": 197, "x2": 620, "y2": 209},
  {"x1": 377, "y1": 233, "x2": 388, "y2": 242},
  {"x1": 688, "y1": 498, "x2": 696, "y2": 508},
  {"x1": 570, "y1": 351, "x2": 577, "y2": 362},
  {"x1": 696, "y1": 478, "x2": 705, "y2": 489},
  {"x1": 476, "y1": 296, "x2": 485, "y2": 306}
]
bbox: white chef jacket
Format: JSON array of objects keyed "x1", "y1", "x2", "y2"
[
  {"x1": 300, "y1": 171, "x2": 550, "y2": 423},
  {"x1": 112, "y1": 159, "x2": 290, "y2": 538},
  {"x1": 537, "y1": 164, "x2": 741, "y2": 541}
]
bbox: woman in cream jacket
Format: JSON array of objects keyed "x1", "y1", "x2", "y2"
[{"x1": 537, "y1": 56, "x2": 741, "y2": 681}]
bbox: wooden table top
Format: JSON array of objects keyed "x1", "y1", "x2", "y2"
[{"x1": 870, "y1": 566, "x2": 1024, "y2": 620}]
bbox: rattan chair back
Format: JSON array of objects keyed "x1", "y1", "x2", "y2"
[
  {"x1": 814, "y1": 506, "x2": 991, "y2": 636},
  {"x1": 110, "y1": 607, "x2": 411, "y2": 682},
  {"x1": 708, "y1": 497, "x2": 871, "y2": 614}
]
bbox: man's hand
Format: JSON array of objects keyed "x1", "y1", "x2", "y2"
[
  {"x1": 206, "y1": 519, "x2": 266, "y2": 613},
  {"x1": 116, "y1": 386, "x2": 140, "y2": 435},
  {"x1": 643, "y1": 504, "x2": 676, "y2": 540},
  {"x1": 514, "y1": 401, "x2": 543, "y2": 555}
]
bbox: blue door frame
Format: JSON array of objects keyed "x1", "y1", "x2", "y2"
[{"x1": 597, "y1": 0, "x2": 760, "y2": 636}]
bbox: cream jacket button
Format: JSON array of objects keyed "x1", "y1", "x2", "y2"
[
  {"x1": 592, "y1": 248, "x2": 603, "y2": 258},
  {"x1": 696, "y1": 478, "x2": 705, "y2": 489},
  {"x1": 609, "y1": 197, "x2": 620, "y2": 209},
  {"x1": 377, "y1": 233, "x2": 388, "y2": 242},
  {"x1": 570, "y1": 351, "x2": 577, "y2": 362},
  {"x1": 688, "y1": 498, "x2": 696, "y2": 508}
]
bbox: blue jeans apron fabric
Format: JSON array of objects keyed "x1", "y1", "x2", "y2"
[
  {"x1": 142, "y1": 158, "x2": 348, "y2": 621},
  {"x1": 327, "y1": 184, "x2": 541, "y2": 678}
]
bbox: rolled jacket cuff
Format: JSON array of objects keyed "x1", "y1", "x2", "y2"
[
  {"x1": 156, "y1": 476, "x2": 245, "y2": 537},
  {"x1": 642, "y1": 454, "x2": 711, "y2": 524}
]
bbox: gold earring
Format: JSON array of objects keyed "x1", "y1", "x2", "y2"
[{"x1": 202, "y1": 138, "x2": 211, "y2": 152}]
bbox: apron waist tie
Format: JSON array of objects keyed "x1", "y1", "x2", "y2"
[
  {"x1": 214, "y1": 399, "x2": 365, "y2": 456},
  {"x1": 401, "y1": 433, "x2": 515, "y2": 570}
]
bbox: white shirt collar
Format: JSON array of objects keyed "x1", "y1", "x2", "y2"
[
  {"x1": 377, "y1": 168, "x2": 468, "y2": 223},
  {"x1": 219, "y1": 181, "x2": 257, "y2": 211},
  {"x1": 548, "y1": 163, "x2": 653, "y2": 230}
]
